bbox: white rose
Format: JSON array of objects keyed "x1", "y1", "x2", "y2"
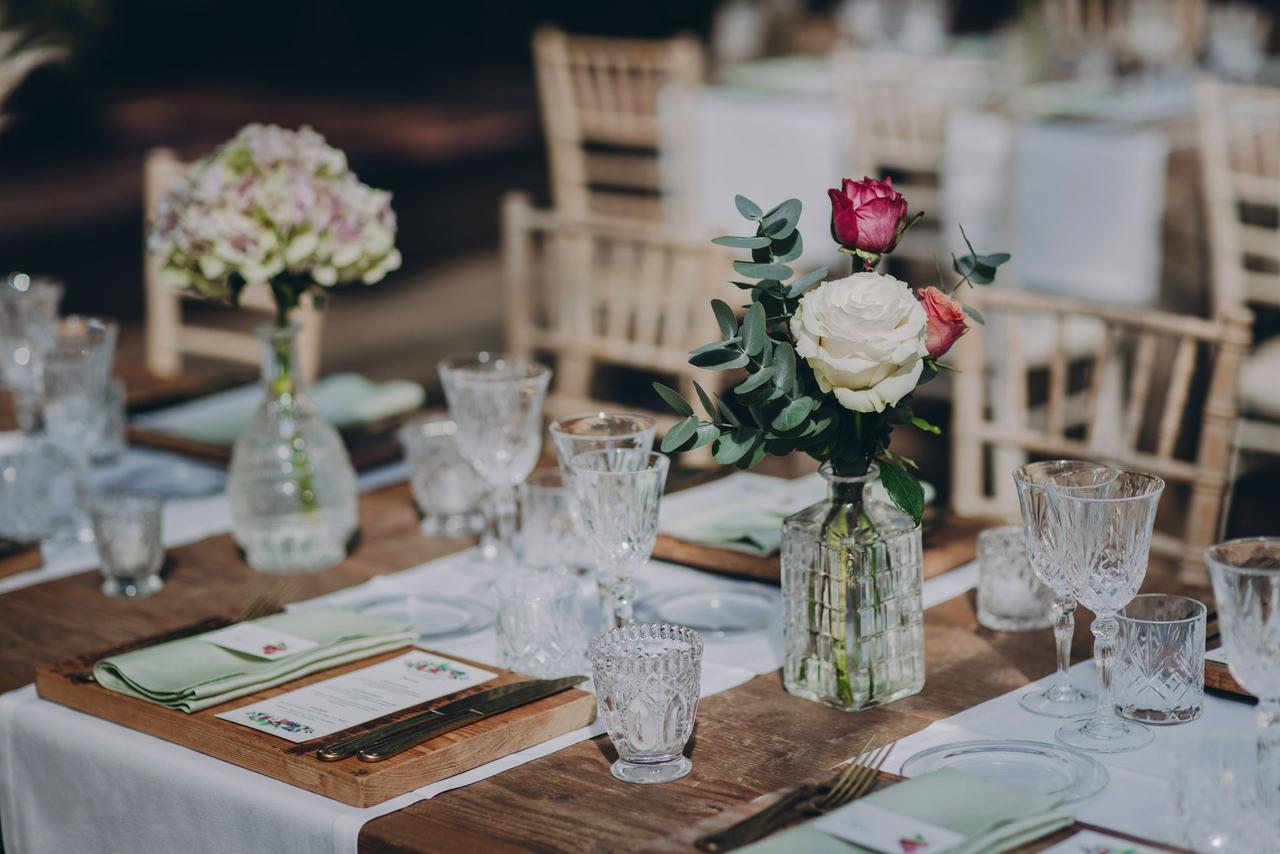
[{"x1": 793, "y1": 271, "x2": 928, "y2": 414}]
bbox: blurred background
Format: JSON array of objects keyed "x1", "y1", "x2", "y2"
[{"x1": 2, "y1": 0, "x2": 1278, "y2": 541}]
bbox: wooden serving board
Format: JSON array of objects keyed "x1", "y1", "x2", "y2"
[
  {"x1": 1205, "y1": 657, "x2": 1254, "y2": 701},
  {"x1": 652, "y1": 515, "x2": 992, "y2": 585},
  {"x1": 35, "y1": 628, "x2": 596, "y2": 807},
  {"x1": 0, "y1": 537, "x2": 41, "y2": 579}
]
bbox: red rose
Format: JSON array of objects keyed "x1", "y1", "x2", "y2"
[
  {"x1": 828, "y1": 176, "x2": 909, "y2": 254},
  {"x1": 918, "y1": 286, "x2": 967, "y2": 358}
]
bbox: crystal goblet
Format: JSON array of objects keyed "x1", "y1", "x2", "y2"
[
  {"x1": 1050, "y1": 469, "x2": 1164, "y2": 753},
  {"x1": 568, "y1": 449, "x2": 668, "y2": 628},
  {"x1": 0, "y1": 274, "x2": 62, "y2": 434},
  {"x1": 44, "y1": 328, "x2": 112, "y2": 545},
  {"x1": 438, "y1": 352, "x2": 551, "y2": 572},
  {"x1": 1012, "y1": 460, "x2": 1114, "y2": 717},
  {"x1": 1204, "y1": 537, "x2": 1280, "y2": 812}
]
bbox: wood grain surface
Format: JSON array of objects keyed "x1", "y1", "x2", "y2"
[
  {"x1": 0, "y1": 477, "x2": 1214, "y2": 853},
  {"x1": 36, "y1": 641, "x2": 595, "y2": 807}
]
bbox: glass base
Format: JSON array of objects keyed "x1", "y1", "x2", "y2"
[
  {"x1": 610, "y1": 756, "x2": 691, "y2": 784},
  {"x1": 1019, "y1": 686, "x2": 1097, "y2": 718},
  {"x1": 1056, "y1": 717, "x2": 1153, "y2": 753},
  {"x1": 101, "y1": 574, "x2": 163, "y2": 599}
]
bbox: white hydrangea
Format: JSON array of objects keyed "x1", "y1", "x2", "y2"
[{"x1": 148, "y1": 124, "x2": 401, "y2": 301}]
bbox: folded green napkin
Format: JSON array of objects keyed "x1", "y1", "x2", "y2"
[
  {"x1": 155, "y1": 373, "x2": 425, "y2": 445},
  {"x1": 739, "y1": 769, "x2": 1075, "y2": 854},
  {"x1": 94, "y1": 608, "x2": 415, "y2": 713}
]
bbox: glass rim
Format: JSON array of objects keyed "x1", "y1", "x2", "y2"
[
  {"x1": 497, "y1": 570, "x2": 579, "y2": 597},
  {"x1": 1118, "y1": 593, "x2": 1207, "y2": 625},
  {"x1": 1046, "y1": 469, "x2": 1164, "y2": 502},
  {"x1": 567, "y1": 449, "x2": 669, "y2": 476},
  {"x1": 817, "y1": 461, "x2": 879, "y2": 483},
  {"x1": 87, "y1": 492, "x2": 164, "y2": 513},
  {"x1": 398, "y1": 414, "x2": 456, "y2": 441},
  {"x1": 438, "y1": 351, "x2": 549, "y2": 384},
  {"x1": 589, "y1": 622, "x2": 704, "y2": 665},
  {"x1": 1011, "y1": 459, "x2": 1110, "y2": 489},
  {"x1": 547, "y1": 411, "x2": 656, "y2": 437},
  {"x1": 1204, "y1": 537, "x2": 1280, "y2": 576}
]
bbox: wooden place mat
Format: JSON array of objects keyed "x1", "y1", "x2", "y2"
[
  {"x1": 1205, "y1": 657, "x2": 1253, "y2": 701},
  {"x1": 35, "y1": 625, "x2": 595, "y2": 807},
  {"x1": 652, "y1": 515, "x2": 992, "y2": 585},
  {"x1": 0, "y1": 538, "x2": 41, "y2": 579}
]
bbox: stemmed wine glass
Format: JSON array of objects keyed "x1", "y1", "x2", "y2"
[
  {"x1": 1204, "y1": 537, "x2": 1280, "y2": 811},
  {"x1": 1049, "y1": 469, "x2": 1165, "y2": 753},
  {"x1": 44, "y1": 330, "x2": 111, "y2": 545},
  {"x1": 569, "y1": 449, "x2": 669, "y2": 628},
  {"x1": 1012, "y1": 460, "x2": 1115, "y2": 717},
  {"x1": 548, "y1": 412, "x2": 657, "y2": 575},
  {"x1": 0, "y1": 274, "x2": 62, "y2": 435},
  {"x1": 438, "y1": 352, "x2": 551, "y2": 572}
]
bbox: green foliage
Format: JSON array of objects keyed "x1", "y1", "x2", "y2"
[{"x1": 952, "y1": 225, "x2": 1011, "y2": 288}]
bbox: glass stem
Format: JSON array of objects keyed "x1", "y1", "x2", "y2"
[
  {"x1": 1048, "y1": 595, "x2": 1077, "y2": 700},
  {"x1": 491, "y1": 484, "x2": 518, "y2": 567},
  {"x1": 610, "y1": 578, "x2": 635, "y2": 628},
  {"x1": 1257, "y1": 699, "x2": 1280, "y2": 810},
  {"x1": 1090, "y1": 615, "x2": 1120, "y2": 731}
]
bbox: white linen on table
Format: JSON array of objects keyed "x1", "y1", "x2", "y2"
[{"x1": 878, "y1": 659, "x2": 1254, "y2": 847}]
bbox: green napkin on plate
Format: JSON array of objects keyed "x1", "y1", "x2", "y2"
[
  {"x1": 739, "y1": 769, "x2": 1075, "y2": 854},
  {"x1": 94, "y1": 607, "x2": 415, "y2": 713}
]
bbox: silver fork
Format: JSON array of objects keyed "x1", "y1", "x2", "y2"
[{"x1": 694, "y1": 740, "x2": 893, "y2": 852}]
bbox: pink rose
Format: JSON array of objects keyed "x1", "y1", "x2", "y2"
[
  {"x1": 918, "y1": 286, "x2": 967, "y2": 358},
  {"x1": 828, "y1": 177, "x2": 909, "y2": 254}
]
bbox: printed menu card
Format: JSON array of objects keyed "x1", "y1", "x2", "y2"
[{"x1": 217, "y1": 650, "x2": 496, "y2": 742}]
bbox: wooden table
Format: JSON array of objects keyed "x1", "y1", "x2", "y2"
[{"x1": 0, "y1": 480, "x2": 1191, "y2": 853}]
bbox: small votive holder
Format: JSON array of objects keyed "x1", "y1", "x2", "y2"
[
  {"x1": 495, "y1": 572, "x2": 588, "y2": 678},
  {"x1": 519, "y1": 469, "x2": 589, "y2": 574},
  {"x1": 590, "y1": 623, "x2": 702, "y2": 784},
  {"x1": 398, "y1": 416, "x2": 485, "y2": 537},
  {"x1": 976, "y1": 525, "x2": 1054, "y2": 632},
  {"x1": 89, "y1": 493, "x2": 164, "y2": 598},
  {"x1": 1171, "y1": 738, "x2": 1272, "y2": 851},
  {"x1": 1115, "y1": 593, "x2": 1206, "y2": 724}
]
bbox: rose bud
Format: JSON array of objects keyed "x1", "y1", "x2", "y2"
[
  {"x1": 828, "y1": 176, "x2": 909, "y2": 255},
  {"x1": 918, "y1": 286, "x2": 968, "y2": 358}
]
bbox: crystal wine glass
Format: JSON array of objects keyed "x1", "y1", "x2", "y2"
[
  {"x1": 44, "y1": 334, "x2": 110, "y2": 545},
  {"x1": 1204, "y1": 537, "x2": 1280, "y2": 811},
  {"x1": 438, "y1": 352, "x2": 551, "y2": 571},
  {"x1": 568, "y1": 449, "x2": 669, "y2": 627},
  {"x1": 548, "y1": 412, "x2": 656, "y2": 576},
  {"x1": 1012, "y1": 460, "x2": 1116, "y2": 717},
  {"x1": 0, "y1": 274, "x2": 62, "y2": 434},
  {"x1": 1049, "y1": 469, "x2": 1164, "y2": 753}
]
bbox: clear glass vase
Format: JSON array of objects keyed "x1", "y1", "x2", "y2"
[
  {"x1": 781, "y1": 463, "x2": 925, "y2": 711},
  {"x1": 228, "y1": 324, "x2": 357, "y2": 573}
]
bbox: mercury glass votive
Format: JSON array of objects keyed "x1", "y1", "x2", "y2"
[
  {"x1": 397, "y1": 416, "x2": 485, "y2": 537},
  {"x1": 976, "y1": 524, "x2": 1054, "y2": 632},
  {"x1": 590, "y1": 623, "x2": 702, "y2": 784},
  {"x1": 89, "y1": 493, "x2": 164, "y2": 598},
  {"x1": 1115, "y1": 593, "x2": 1206, "y2": 725}
]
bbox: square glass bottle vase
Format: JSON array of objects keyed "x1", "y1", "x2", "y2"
[{"x1": 780, "y1": 468, "x2": 926, "y2": 712}]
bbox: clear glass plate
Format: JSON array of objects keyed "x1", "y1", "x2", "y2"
[
  {"x1": 900, "y1": 739, "x2": 1108, "y2": 804},
  {"x1": 636, "y1": 588, "x2": 775, "y2": 635},
  {"x1": 354, "y1": 594, "x2": 494, "y2": 641}
]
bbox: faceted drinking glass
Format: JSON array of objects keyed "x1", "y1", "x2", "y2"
[
  {"x1": 439, "y1": 353, "x2": 551, "y2": 571},
  {"x1": 1204, "y1": 537, "x2": 1280, "y2": 813},
  {"x1": 44, "y1": 330, "x2": 111, "y2": 545},
  {"x1": 976, "y1": 524, "x2": 1054, "y2": 632},
  {"x1": 89, "y1": 493, "x2": 164, "y2": 598},
  {"x1": 1012, "y1": 460, "x2": 1115, "y2": 717},
  {"x1": 1171, "y1": 738, "x2": 1273, "y2": 852},
  {"x1": 590, "y1": 623, "x2": 702, "y2": 784},
  {"x1": 1050, "y1": 469, "x2": 1165, "y2": 752},
  {"x1": 494, "y1": 572, "x2": 587, "y2": 677},
  {"x1": 1115, "y1": 593, "x2": 1206, "y2": 725},
  {"x1": 0, "y1": 274, "x2": 62, "y2": 434},
  {"x1": 568, "y1": 449, "x2": 669, "y2": 628},
  {"x1": 397, "y1": 415, "x2": 485, "y2": 537}
]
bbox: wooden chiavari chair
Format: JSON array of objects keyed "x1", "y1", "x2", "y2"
[
  {"x1": 951, "y1": 286, "x2": 1252, "y2": 582},
  {"x1": 1044, "y1": 0, "x2": 1206, "y2": 66},
  {"x1": 143, "y1": 147, "x2": 325, "y2": 383},
  {"x1": 532, "y1": 26, "x2": 703, "y2": 223}
]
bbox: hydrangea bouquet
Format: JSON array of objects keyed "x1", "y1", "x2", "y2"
[{"x1": 656, "y1": 177, "x2": 1008, "y2": 710}]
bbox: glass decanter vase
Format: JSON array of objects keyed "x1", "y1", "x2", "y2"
[
  {"x1": 228, "y1": 324, "x2": 357, "y2": 573},
  {"x1": 781, "y1": 463, "x2": 925, "y2": 711}
]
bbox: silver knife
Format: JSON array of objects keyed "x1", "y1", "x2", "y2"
[{"x1": 314, "y1": 675, "x2": 587, "y2": 762}]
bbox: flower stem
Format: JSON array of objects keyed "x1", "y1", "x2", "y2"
[{"x1": 268, "y1": 315, "x2": 318, "y2": 516}]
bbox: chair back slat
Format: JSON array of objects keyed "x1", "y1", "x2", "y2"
[{"x1": 951, "y1": 286, "x2": 1252, "y2": 580}]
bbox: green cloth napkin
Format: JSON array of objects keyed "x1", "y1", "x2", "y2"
[
  {"x1": 152, "y1": 373, "x2": 425, "y2": 445},
  {"x1": 739, "y1": 769, "x2": 1075, "y2": 854},
  {"x1": 94, "y1": 607, "x2": 415, "y2": 713}
]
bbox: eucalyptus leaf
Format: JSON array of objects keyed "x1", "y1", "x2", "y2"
[
  {"x1": 711, "y1": 235, "x2": 771, "y2": 249},
  {"x1": 741, "y1": 303, "x2": 767, "y2": 356},
  {"x1": 712, "y1": 393, "x2": 741, "y2": 426},
  {"x1": 734, "y1": 365, "x2": 775, "y2": 394},
  {"x1": 711, "y1": 299, "x2": 738, "y2": 339},
  {"x1": 878, "y1": 460, "x2": 924, "y2": 525},
  {"x1": 962, "y1": 303, "x2": 985, "y2": 325},
  {"x1": 712, "y1": 427, "x2": 757, "y2": 465},
  {"x1": 690, "y1": 348, "x2": 750, "y2": 371},
  {"x1": 910, "y1": 416, "x2": 941, "y2": 435},
  {"x1": 741, "y1": 439, "x2": 769, "y2": 469},
  {"x1": 735, "y1": 195, "x2": 763, "y2": 220},
  {"x1": 692, "y1": 423, "x2": 720, "y2": 450},
  {"x1": 733, "y1": 261, "x2": 793, "y2": 281},
  {"x1": 691, "y1": 338, "x2": 740, "y2": 356},
  {"x1": 771, "y1": 396, "x2": 814, "y2": 431},
  {"x1": 785, "y1": 267, "x2": 827, "y2": 299},
  {"x1": 693, "y1": 381, "x2": 719, "y2": 420},
  {"x1": 770, "y1": 229, "x2": 803, "y2": 263},
  {"x1": 660, "y1": 416, "x2": 700, "y2": 453},
  {"x1": 652, "y1": 382, "x2": 693, "y2": 417},
  {"x1": 773, "y1": 341, "x2": 797, "y2": 392},
  {"x1": 761, "y1": 198, "x2": 802, "y2": 240}
]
